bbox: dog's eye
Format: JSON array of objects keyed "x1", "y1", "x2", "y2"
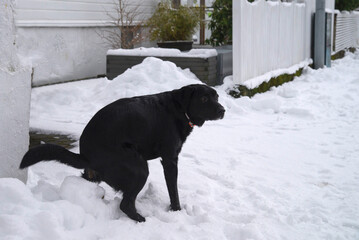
[{"x1": 201, "y1": 96, "x2": 208, "y2": 103}]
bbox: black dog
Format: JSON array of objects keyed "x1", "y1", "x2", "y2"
[{"x1": 20, "y1": 84, "x2": 225, "y2": 222}]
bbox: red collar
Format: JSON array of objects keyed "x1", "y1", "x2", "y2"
[{"x1": 185, "y1": 113, "x2": 195, "y2": 128}]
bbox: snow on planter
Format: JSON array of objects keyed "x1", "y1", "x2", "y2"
[{"x1": 107, "y1": 47, "x2": 219, "y2": 85}]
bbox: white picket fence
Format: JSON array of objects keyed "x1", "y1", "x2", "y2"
[
  {"x1": 333, "y1": 12, "x2": 359, "y2": 53},
  {"x1": 233, "y1": 0, "x2": 315, "y2": 84}
]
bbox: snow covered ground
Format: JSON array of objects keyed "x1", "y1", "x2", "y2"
[{"x1": 1, "y1": 52, "x2": 359, "y2": 240}]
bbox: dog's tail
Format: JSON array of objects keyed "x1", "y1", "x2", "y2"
[{"x1": 20, "y1": 144, "x2": 88, "y2": 169}]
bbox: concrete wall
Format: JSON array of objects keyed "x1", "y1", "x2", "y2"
[{"x1": 0, "y1": 0, "x2": 31, "y2": 182}]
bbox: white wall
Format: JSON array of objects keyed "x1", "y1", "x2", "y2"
[
  {"x1": 16, "y1": 27, "x2": 110, "y2": 86},
  {"x1": 15, "y1": 0, "x2": 157, "y2": 27},
  {"x1": 0, "y1": 70, "x2": 31, "y2": 182},
  {"x1": 15, "y1": 0, "x2": 158, "y2": 86},
  {"x1": 233, "y1": 0, "x2": 315, "y2": 84},
  {"x1": 0, "y1": 0, "x2": 31, "y2": 182}
]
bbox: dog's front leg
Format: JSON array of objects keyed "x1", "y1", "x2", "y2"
[{"x1": 161, "y1": 157, "x2": 181, "y2": 211}]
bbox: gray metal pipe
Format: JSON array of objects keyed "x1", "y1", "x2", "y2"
[{"x1": 314, "y1": 0, "x2": 326, "y2": 69}]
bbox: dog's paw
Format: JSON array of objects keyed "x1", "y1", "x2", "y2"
[
  {"x1": 170, "y1": 204, "x2": 181, "y2": 211},
  {"x1": 134, "y1": 214, "x2": 146, "y2": 223},
  {"x1": 125, "y1": 211, "x2": 146, "y2": 222}
]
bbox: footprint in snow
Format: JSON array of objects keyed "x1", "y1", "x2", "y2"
[
  {"x1": 197, "y1": 169, "x2": 236, "y2": 189},
  {"x1": 282, "y1": 107, "x2": 314, "y2": 119}
]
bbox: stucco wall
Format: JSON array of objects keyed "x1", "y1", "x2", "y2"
[
  {"x1": 0, "y1": 0, "x2": 31, "y2": 182},
  {"x1": 0, "y1": 70, "x2": 31, "y2": 182},
  {"x1": 16, "y1": 27, "x2": 110, "y2": 86}
]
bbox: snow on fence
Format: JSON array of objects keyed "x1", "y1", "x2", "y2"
[
  {"x1": 333, "y1": 12, "x2": 359, "y2": 53},
  {"x1": 233, "y1": 0, "x2": 313, "y2": 85}
]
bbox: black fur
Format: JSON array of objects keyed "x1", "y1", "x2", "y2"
[
  {"x1": 20, "y1": 84, "x2": 225, "y2": 222},
  {"x1": 20, "y1": 144, "x2": 87, "y2": 169}
]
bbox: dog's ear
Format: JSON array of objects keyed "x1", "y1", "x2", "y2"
[{"x1": 172, "y1": 85, "x2": 196, "y2": 112}]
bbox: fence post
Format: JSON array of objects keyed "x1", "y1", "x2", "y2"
[{"x1": 314, "y1": 0, "x2": 326, "y2": 69}]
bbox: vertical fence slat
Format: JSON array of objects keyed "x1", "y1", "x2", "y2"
[{"x1": 232, "y1": 0, "x2": 240, "y2": 84}]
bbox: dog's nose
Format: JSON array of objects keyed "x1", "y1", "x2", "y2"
[{"x1": 217, "y1": 107, "x2": 225, "y2": 119}]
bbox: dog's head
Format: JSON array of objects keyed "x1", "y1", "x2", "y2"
[{"x1": 174, "y1": 84, "x2": 225, "y2": 127}]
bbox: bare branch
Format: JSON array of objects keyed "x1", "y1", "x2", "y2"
[{"x1": 96, "y1": 0, "x2": 148, "y2": 49}]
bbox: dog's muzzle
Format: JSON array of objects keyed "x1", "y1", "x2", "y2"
[{"x1": 216, "y1": 105, "x2": 225, "y2": 119}]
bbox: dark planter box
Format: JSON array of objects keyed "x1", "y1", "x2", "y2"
[
  {"x1": 106, "y1": 46, "x2": 232, "y2": 86},
  {"x1": 157, "y1": 41, "x2": 193, "y2": 51},
  {"x1": 107, "y1": 54, "x2": 217, "y2": 86}
]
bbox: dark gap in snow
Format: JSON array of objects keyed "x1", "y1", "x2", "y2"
[{"x1": 29, "y1": 131, "x2": 77, "y2": 149}]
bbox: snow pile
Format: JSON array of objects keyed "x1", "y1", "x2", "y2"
[
  {"x1": 59, "y1": 176, "x2": 117, "y2": 219},
  {"x1": 30, "y1": 57, "x2": 202, "y2": 136},
  {"x1": 0, "y1": 177, "x2": 120, "y2": 239},
  {"x1": 1, "y1": 52, "x2": 359, "y2": 239},
  {"x1": 97, "y1": 57, "x2": 201, "y2": 99},
  {"x1": 107, "y1": 47, "x2": 218, "y2": 58}
]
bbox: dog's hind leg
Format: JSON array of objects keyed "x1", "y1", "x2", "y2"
[
  {"x1": 119, "y1": 156, "x2": 149, "y2": 222},
  {"x1": 120, "y1": 178, "x2": 148, "y2": 223},
  {"x1": 102, "y1": 148, "x2": 149, "y2": 222}
]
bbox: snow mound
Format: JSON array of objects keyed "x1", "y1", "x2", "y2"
[
  {"x1": 32, "y1": 180, "x2": 61, "y2": 202},
  {"x1": 0, "y1": 178, "x2": 34, "y2": 206},
  {"x1": 30, "y1": 57, "x2": 202, "y2": 136},
  {"x1": 0, "y1": 178, "x2": 63, "y2": 239},
  {"x1": 95, "y1": 57, "x2": 202, "y2": 103},
  {"x1": 59, "y1": 176, "x2": 115, "y2": 219}
]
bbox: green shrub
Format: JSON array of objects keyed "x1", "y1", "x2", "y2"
[
  {"x1": 335, "y1": 0, "x2": 359, "y2": 11},
  {"x1": 147, "y1": 1, "x2": 200, "y2": 42},
  {"x1": 206, "y1": 0, "x2": 232, "y2": 46}
]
